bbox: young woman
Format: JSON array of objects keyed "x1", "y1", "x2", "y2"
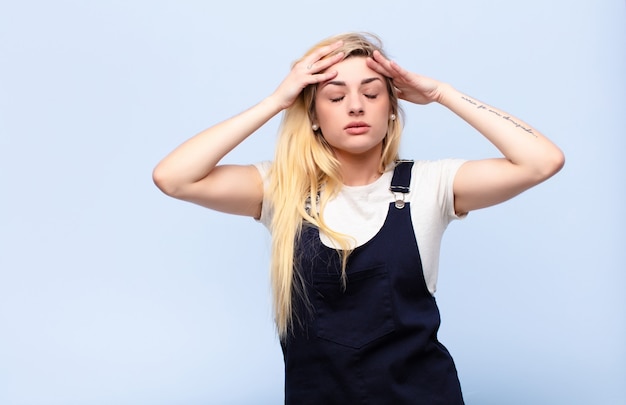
[{"x1": 153, "y1": 32, "x2": 564, "y2": 404}]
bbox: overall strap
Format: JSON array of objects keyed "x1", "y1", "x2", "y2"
[{"x1": 390, "y1": 160, "x2": 414, "y2": 209}]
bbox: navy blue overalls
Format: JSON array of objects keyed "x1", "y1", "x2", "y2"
[{"x1": 281, "y1": 161, "x2": 464, "y2": 404}]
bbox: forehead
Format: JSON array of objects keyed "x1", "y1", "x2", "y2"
[{"x1": 321, "y1": 56, "x2": 385, "y2": 86}]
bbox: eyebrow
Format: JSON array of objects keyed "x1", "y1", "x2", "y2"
[{"x1": 323, "y1": 77, "x2": 382, "y2": 88}]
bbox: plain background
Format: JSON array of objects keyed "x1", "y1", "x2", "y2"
[{"x1": 1, "y1": 1, "x2": 624, "y2": 404}]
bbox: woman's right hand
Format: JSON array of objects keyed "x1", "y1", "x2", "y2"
[
  {"x1": 269, "y1": 41, "x2": 345, "y2": 111},
  {"x1": 153, "y1": 41, "x2": 346, "y2": 217}
]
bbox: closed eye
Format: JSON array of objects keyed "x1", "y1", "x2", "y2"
[
  {"x1": 330, "y1": 96, "x2": 345, "y2": 103},
  {"x1": 365, "y1": 94, "x2": 378, "y2": 99}
]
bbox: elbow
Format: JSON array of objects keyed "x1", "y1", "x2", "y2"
[
  {"x1": 554, "y1": 148, "x2": 566, "y2": 173},
  {"x1": 547, "y1": 147, "x2": 565, "y2": 177},
  {"x1": 152, "y1": 165, "x2": 181, "y2": 197},
  {"x1": 536, "y1": 147, "x2": 565, "y2": 182}
]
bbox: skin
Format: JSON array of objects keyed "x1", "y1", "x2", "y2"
[
  {"x1": 153, "y1": 40, "x2": 564, "y2": 218},
  {"x1": 365, "y1": 50, "x2": 564, "y2": 214},
  {"x1": 314, "y1": 57, "x2": 392, "y2": 186}
]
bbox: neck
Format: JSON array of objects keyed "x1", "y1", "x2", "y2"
[{"x1": 335, "y1": 150, "x2": 383, "y2": 186}]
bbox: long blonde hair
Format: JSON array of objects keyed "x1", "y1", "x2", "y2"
[{"x1": 268, "y1": 32, "x2": 403, "y2": 337}]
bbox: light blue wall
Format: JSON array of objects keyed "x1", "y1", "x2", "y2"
[{"x1": 1, "y1": 1, "x2": 624, "y2": 404}]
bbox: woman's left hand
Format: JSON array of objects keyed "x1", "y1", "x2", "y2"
[{"x1": 366, "y1": 50, "x2": 444, "y2": 105}]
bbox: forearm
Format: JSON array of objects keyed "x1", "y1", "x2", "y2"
[
  {"x1": 437, "y1": 84, "x2": 564, "y2": 177},
  {"x1": 153, "y1": 96, "x2": 282, "y2": 195}
]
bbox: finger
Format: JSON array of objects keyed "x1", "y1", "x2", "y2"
[
  {"x1": 315, "y1": 69, "x2": 339, "y2": 83},
  {"x1": 369, "y1": 51, "x2": 406, "y2": 81},
  {"x1": 387, "y1": 59, "x2": 410, "y2": 78},
  {"x1": 306, "y1": 51, "x2": 344, "y2": 73},
  {"x1": 303, "y1": 40, "x2": 344, "y2": 71},
  {"x1": 314, "y1": 40, "x2": 344, "y2": 60},
  {"x1": 373, "y1": 49, "x2": 404, "y2": 76},
  {"x1": 366, "y1": 57, "x2": 392, "y2": 77},
  {"x1": 372, "y1": 50, "x2": 394, "y2": 70},
  {"x1": 296, "y1": 69, "x2": 339, "y2": 91}
]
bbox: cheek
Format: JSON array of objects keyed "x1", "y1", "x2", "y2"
[{"x1": 315, "y1": 104, "x2": 337, "y2": 127}]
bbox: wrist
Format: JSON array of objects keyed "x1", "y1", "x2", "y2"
[
  {"x1": 260, "y1": 94, "x2": 287, "y2": 115},
  {"x1": 434, "y1": 83, "x2": 457, "y2": 105}
]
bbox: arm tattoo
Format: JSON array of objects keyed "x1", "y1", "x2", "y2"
[{"x1": 461, "y1": 96, "x2": 537, "y2": 138}]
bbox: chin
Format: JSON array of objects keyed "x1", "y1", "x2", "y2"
[{"x1": 331, "y1": 142, "x2": 384, "y2": 157}]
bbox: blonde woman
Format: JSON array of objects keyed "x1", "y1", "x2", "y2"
[{"x1": 153, "y1": 33, "x2": 564, "y2": 404}]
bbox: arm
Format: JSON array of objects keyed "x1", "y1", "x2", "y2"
[
  {"x1": 439, "y1": 87, "x2": 564, "y2": 215},
  {"x1": 152, "y1": 99, "x2": 282, "y2": 218},
  {"x1": 367, "y1": 51, "x2": 565, "y2": 215},
  {"x1": 152, "y1": 41, "x2": 345, "y2": 217}
]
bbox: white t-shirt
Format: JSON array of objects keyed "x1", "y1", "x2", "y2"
[{"x1": 254, "y1": 159, "x2": 466, "y2": 295}]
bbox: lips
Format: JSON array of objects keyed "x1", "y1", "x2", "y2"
[{"x1": 344, "y1": 121, "x2": 370, "y2": 135}]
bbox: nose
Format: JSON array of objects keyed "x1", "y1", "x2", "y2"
[{"x1": 348, "y1": 94, "x2": 364, "y2": 116}]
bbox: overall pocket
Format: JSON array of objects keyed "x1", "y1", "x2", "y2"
[{"x1": 312, "y1": 264, "x2": 395, "y2": 349}]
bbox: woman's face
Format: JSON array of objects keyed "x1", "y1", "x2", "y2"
[{"x1": 314, "y1": 56, "x2": 391, "y2": 161}]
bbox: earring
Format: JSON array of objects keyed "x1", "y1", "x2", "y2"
[
  {"x1": 312, "y1": 123, "x2": 319, "y2": 131},
  {"x1": 390, "y1": 114, "x2": 396, "y2": 121}
]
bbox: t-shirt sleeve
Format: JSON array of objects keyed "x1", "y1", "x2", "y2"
[
  {"x1": 439, "y1": 158, "x2": 467, "y2": 222},
  {"x1": 252, "y1": 161, "x2": 273, "y2": 229},
  {"x1": 412, "y1": 159, "x2": 467, "y2": 223},
  {"x1": 409, "y1": 159, "x2": 466, "y2": 295}
]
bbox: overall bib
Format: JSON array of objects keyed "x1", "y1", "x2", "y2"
[{"x1": 281, "y1": 161, "x2": 464, "y2": 405}]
